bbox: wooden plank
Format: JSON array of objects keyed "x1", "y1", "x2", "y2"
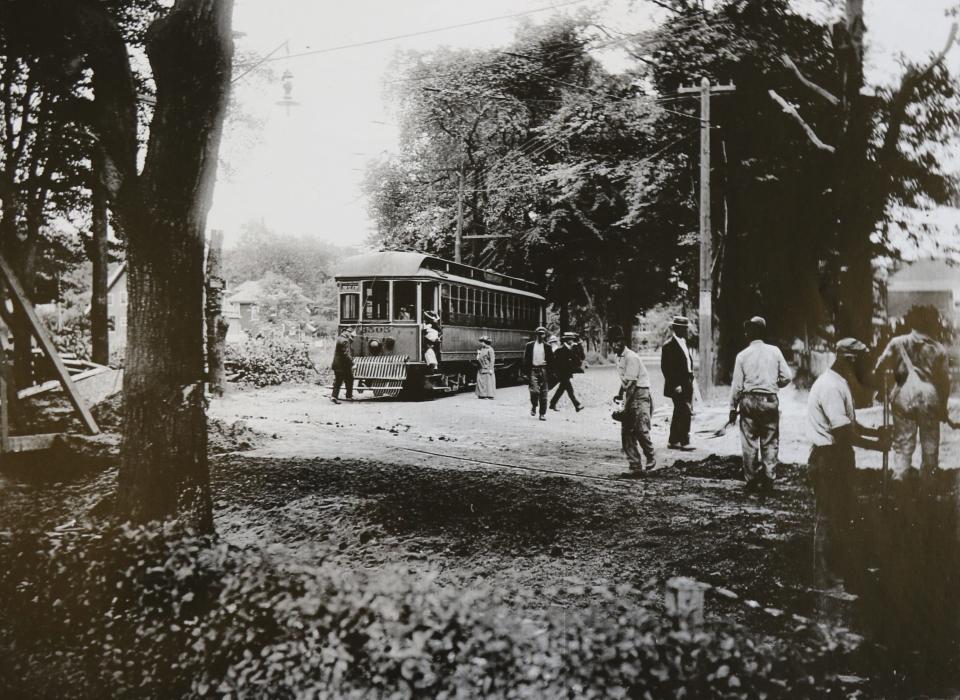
[
  {"x1": 0, "y1": 373, "x2": 8, "y2": 453},
  {"x1": 17, "y1": 365, "x2": 113, "y2": 401},
  {"x1": 0, "y1": 254, "x2": 99, "y2": 435},
  {"x1": 7, "y1": 433, "x2": 59, "y2": 454}
]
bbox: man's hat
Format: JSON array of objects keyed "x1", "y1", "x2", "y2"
[
  {"x1": 478, "y1": 335, "x2": 491, "y2": 343},
  {"x1": 424, "y1": 310, "x2": 440, "y2": 322},
  {"x1": 561, "y1": 331, "x2": 579, "y2": 340},
  {"x1": 744, "y1": 316, "x2": 766, "y2": 330},
  {"x1": 835, "y1": 337, "x2": 868, "y2": 357},
  {"x1": 548, "y1": 335, "x2": 560, "y2": 344},
  {"x1": 535, "y1": 326, "x2": 548, "y2": 333},
  {"x1": 671, "y1": 316, "x2": 690, "y2": 328},
  {"x1": 608, "y1": 326, "x2": 626, "y2": 341}
]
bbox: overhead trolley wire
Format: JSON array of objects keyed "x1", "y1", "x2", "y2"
[{"x1": 255, "y1": 0, "x2": 593, "y2": 64}]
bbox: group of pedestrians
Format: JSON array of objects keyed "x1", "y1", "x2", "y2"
[{"x1": 522, "y1": 326, "x2": 585, "y2": 419}]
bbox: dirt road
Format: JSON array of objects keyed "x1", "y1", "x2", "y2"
[{"x1": 209, "y1": 364, "x2": 960, "y2": 476}]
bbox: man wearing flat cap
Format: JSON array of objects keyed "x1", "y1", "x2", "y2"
[
  {"x1": 729, "y1": 316, "x2": 793, "y2": 491},
  {"x1": 330, "y1": 327, "x2": 356, "y2": 404},
  {"x1": 807, "y1": 338, "x2": 889, "y2": 584},
  {"x1": 661, "y1": 316, "x2": 696, "y2": 450},
  {"x1": 523, "y1": 326, "x2": 554, "y2": 420}
]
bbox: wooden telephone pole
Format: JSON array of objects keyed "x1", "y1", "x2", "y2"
[{"x1": 677, "y1": 77, "x2": 734, "y2": 395}]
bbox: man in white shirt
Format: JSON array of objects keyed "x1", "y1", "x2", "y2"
[
  {"x1": 729, "y1": 316, "x2": 793, "y2": 491},
  {"x1": 807, "y1": 338, "x2": 888, "y2": 586},
  {"x1": 523, "y1": 326, "x2": 554, "y2": 421},
  {"x1": 611, "y1": 326, "x2": 655, "y2": 474}
]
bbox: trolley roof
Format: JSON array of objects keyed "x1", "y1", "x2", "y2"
[{"x1": 336, "y1": 251, "x2": 545, "y2": 300}]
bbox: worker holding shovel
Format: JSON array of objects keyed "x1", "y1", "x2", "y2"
[{"x1": 728, "y1": 317, "x2": 793, "y2": 492}]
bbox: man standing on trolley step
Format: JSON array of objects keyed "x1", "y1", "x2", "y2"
[
  {"x1": 729, "y1": 316, "x2": 793, "y2": 491},
  {"x1": 661, "y1": 316, "x2": 696, "y2": 450},
  {"x1": 524, "y1": 326, "x2": 554, "y2": 421},
  {"x1": 330, "y1": 328, "x2": 356, "y2": 404}
]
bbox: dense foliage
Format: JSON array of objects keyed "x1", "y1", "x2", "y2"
[
  {"x1": 225, "y1": 337, "x2": 317, "y2": 387},
  {"x1": 365, "y1": 1, "x2": 960, "y2": 374},
  {"x1": 0, "y1": 523, "x2": 861, "y2": 698}
]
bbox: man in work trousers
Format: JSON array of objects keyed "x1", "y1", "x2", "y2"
[
  {"x1": 612, "y1": 326, "x2": 656, "y2": 474},
  {"x1": 730, "y1": 316, "x2": 793, "y2": 491},
  {"x1": 523, "y1": 326, "x2": 553, "y2": 421},
  {"x1": 807, "y1": 338, "x2": 888, "y2": 587},
  {"x1": 330, "y1": 328, "x2": 356, "y2": 404},
  {"x1": 549, "y1": 333, "x2": 584, "y2": 412},
  {"x1": 874, "y1": 304, "x2": 951, "y2": 479},
  {"x1": 661, "y1": 316, "x2": 695, "y2": 450}
]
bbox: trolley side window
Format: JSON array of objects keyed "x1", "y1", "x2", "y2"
[
  {"x1": 362, "y1": 281, "x2": 389, "y2": 320},
  {"x1": 340, "y1": 292, "x2": 359, "y2": 321},
  {"x1": 393, "y1": 281, "x2": 416, "y2": 321},
  {"x1": 441, "y1": 284, "x2": 451, "y2": 323},
  {"x1": 422, "y1": 282, "x2": 438, "y2": 317}
]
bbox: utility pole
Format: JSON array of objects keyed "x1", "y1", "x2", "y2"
[
  {"x1": 678, "y1": 77, "x2": 735, "y2": 395},
  {"x1": 455, "y1": 165, "x2": 464, "y2": 263}
]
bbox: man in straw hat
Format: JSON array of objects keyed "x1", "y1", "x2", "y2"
[
  {"x1": 729, "y1": 316, "x2": 793, "y2": 492},
  {"x1": 523, "y1": 326, "x2": 554, "y2": 420},
  {"x1": 661, "y1": 316, "x2": 696, "y2": 450},
  {"x1": 330, "y1": 327, "x2": 357, "y2": 404},
  {"x1": 611, "y1": 326, "x2": 656, "y2": 474},
  {"x1": 807, "y1": 338, "x2": 889, "y2": 584}
]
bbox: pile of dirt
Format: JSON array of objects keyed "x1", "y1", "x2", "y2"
[{"x1": 208, "y1": 418, "x2": 269, "y2": 454}]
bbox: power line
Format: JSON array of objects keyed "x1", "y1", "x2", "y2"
[
  {"x1": 258, "y1": 0, "x2": 592, "y2": 63},
  {"x1": 231, "y1": 40, "x2": 287, "y2": 84}
]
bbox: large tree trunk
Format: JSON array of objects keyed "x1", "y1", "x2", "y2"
[
  {"x1": 114, "y1": 0, "x2": 234, "y2": 532},
  {"x1": 90, "y1": 152, "x2": 109, "y2": 365},
  {"x1": 833, "y1": 0, "x2": 875, "y2": 341}
]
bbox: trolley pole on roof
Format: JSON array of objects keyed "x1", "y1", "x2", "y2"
[{"x1": 677, "y1": 76, "x2": 735, "y2": 395}]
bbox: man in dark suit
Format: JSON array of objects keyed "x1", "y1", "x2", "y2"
[
  {"x1": 523, "y1": 326, "x2": 554, "y2": 421},
  {"x1": 330, "y1": 328, "x2": 356, "y2": 404},
  {"x1": 661, "y1": 316, "x2": 695, "y2": 449},
  {"x1": 549, "y1": 333, "x2": 584, "y2": 412}
]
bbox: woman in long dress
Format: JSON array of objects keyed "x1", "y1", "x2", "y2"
[{"x1": 475, "y1": 336, "x2": 496, "y2": 399}]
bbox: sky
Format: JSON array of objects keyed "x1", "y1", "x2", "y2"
[{"x1": 207, "y1": 0, "x2": 960, "y2": 252}]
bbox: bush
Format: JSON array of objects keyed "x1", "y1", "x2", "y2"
[
  {"x1": 225, "y1": 337, "x2": 317, "y2": 387},
  {"x1": 0, "y1": 523, "x2": 860, "y2": 698}
]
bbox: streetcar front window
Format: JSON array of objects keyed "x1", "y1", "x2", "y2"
[
  {"x1": 393, "y1": 281, "x2": 416, "y2": 321},
  {"x1": 340, "y1": 293, "x2": 359, "y2": 321},
  {"x1": 362, "y1": 281, "x2": 388, "y2": 320}
]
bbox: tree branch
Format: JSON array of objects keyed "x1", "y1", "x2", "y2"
[
  {"x1": 768, "y1": 89, "x2": 836, "y2": 153},
  {"x1": 780, "y1": 55, "x2": 839, "y2": 106},
  {"x1": 879, "y1": 22, "x2": 958, "y2": 168}
]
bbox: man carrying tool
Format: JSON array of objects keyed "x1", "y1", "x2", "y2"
[
  {"x1": 729, "y1": 316, "x2": 793, "y2": 492},
  {"x1": 807, "y1": 338, "x2": 889, "y2": 585},
  {"x1": 873, "y1": 305, "x2": 951, "y2": 479},
  {"x1": 611, "y1": 326, "x2": 656, "y2": 475}
]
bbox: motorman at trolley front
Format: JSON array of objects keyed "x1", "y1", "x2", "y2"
[
  {"x1": 611, "y1": 326, "x2": 656, "y2": 475},
  {"x1": 330, "y1": 327, "x2": 356, "y2": 404},
  {"x1": 524, "y1": 326, "x2": 554, "y2": 421},
  {"x1": 807, "y1": 338, "x2": 888, "y2": 584},
  {"x1": 729, "y1": 316, "x2": 793, "y2": 492}
]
